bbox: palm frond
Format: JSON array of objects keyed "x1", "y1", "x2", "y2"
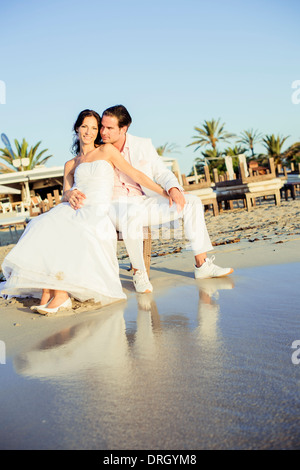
[
  {"x1": 187, "y1": 118, "x2": 235, "y2": 152},
  {"x1": 0, "y1": 138, "x2": 53, "y2": 170}
]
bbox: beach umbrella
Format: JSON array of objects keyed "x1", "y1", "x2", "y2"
[
  {"x1": 1, "y1": 133, "x2": 14, "y2": 159},
  {"x1": 0, "y1": 184, "x2": 21, "y2": 195}
]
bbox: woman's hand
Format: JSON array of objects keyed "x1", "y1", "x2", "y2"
[{"x1": 65, "y1": 189, "x2": 86, "y2": 210}]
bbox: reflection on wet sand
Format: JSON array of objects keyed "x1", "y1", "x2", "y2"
[
  {"x1": 14, "y1": 305, "x2": 130, "y2": 380},
  {"x1": 15, "y1": 278, "x2": 234, "y2": 381},
  {"x1": 6, "y1": 265, "x2": 300, "y2": 450},
  {"x1": 12, "y1": 278, "x2": 238, "y2": 449},
  {"x1": 196, "y1": 277, "x2": 235, "y2": 344}
]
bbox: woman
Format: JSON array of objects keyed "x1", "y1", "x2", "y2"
[{"x1": 0, "y1": 109, "x2": 168, "y2": 315}]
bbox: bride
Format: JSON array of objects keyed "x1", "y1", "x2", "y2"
[{"x1": 0, "y1": 109, "x2": 168, "y2": 315}]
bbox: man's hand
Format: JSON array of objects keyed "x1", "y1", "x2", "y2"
[
  {"x1": 168, "y1": 187, "x2": 186, "y2": 213},
  {"x1": 63, "y1": 189, "x2": 86, "y2": 210}
]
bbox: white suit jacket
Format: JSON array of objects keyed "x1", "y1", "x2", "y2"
[{"x1": 126, "y1": 133, "x2": 183, "y2": 198}]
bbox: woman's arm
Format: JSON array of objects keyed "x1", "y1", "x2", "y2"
[
  {"x1": 60, "y1": 160, "x2": 75, "y2": 202},
  {"x1": 61, "y1": 159, "x2": 86, "y2": 208},
  {"x1": 105, "y1": 144, "x2": 168, "y2": 198}
]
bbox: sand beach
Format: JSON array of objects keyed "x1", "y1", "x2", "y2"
[{"x1": 0, "y1": 199, "x2": 299, "y2": 450}]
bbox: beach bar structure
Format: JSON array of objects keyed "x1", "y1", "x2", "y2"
[
  {"x1": 0, "y1": 157, "x2": 183, "y2": 206},
  {"x1": 0, "y1": 166, "x2": 64, "y2": 207}
]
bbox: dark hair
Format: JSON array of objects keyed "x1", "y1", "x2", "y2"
[
  {"x1": 71, "y1": 109, "x2": 102, "y2": 155},
  {"x1": 102, "y1": 105, "x2": 132, "y2": 129}
]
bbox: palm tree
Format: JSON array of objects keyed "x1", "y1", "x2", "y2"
[
  {"x1": 237, "y1": 129, "x2": 263, "y2": 157},
  {"x1": 198, "y1": 148, "x2": 223, "y2": 161},
  {"x1": 187, "y1": 118, "x2": 235, "y2": 152},
  {"x1": 156, "y1": 142, "x2": 180, "y2": 156},
  {"x1": 222, "y1": 145, "x2": 248, "y2": 156},
  {"x1": 193, "y1": 148, "x2": 224, "y2": 174},
  {"x1": 193, "y1": 149, "x2": 226, "y2": 175},
  {"x1": 0, "y1": 138, "x2": 53, "y2": 173},
  {"x1": 262, "y1": 134, "x2": 289, "y2": 165},
  {"x1": 282, "y1": 142, "x2": 300, "y2": 165}
]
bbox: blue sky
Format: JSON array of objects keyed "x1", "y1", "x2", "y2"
[{"x1": 0, "y1": 0, "x2": 299, "y2": 174}]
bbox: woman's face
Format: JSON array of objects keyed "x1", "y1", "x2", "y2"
[{"x1": 77, "y1": 116, "x2": 99, "y2": 146}]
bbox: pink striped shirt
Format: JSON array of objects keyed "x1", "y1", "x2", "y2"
[{"x1": 112, "y1": 136, "x2": 144, "y2": 199}]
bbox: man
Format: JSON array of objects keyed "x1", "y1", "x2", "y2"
[{"x1": 67, "y1": 105, "x2": 233, "y2": 293}]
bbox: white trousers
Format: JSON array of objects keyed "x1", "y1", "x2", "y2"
[{"x1": 109, "y1": 194, "x2": 214, "y2": 271}]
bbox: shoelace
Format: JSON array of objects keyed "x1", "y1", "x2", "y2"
[
  {"x1": 134, "y1": 270, "x2": 147, "y2": 282},
  {"x1": 206, "y1": 255, "x2": 222, "y2": 276},
  {"x1": 205, "y1": 255, "x2": 215, "y2": 266}
]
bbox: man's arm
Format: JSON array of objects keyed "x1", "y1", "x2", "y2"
[
  {"x1": 106, "y1": 144, "x2": 169, "y2": 199},
  {"x1": 145, "y1": 139, "x2": 184, "y2": 193},
  {"x1": 145, "y1": 139, "x2": 185, "y2": 211}
]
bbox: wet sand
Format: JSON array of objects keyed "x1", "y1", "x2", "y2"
[
  {"x1": 0, "y1": 199, "x2": 300, "y2": 449},
  {"x1": 0, "y1": 246, "x2": 300, "y2": 449}
]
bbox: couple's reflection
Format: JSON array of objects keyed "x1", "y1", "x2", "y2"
[
  {"x1": 14, "y1": 277, "x2": 234, "y2": 381},
  {"x1": 196, "y1": 277, "x2": 234, "y2": 343},
  {"x1": 14, "y1": 305, "x2": 130, "y2": 381}
]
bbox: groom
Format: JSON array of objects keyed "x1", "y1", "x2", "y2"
[{"x1": 68, "y1": 105, "x2": 233, "y2": 293}]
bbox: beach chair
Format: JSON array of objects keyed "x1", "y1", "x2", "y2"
[
  {"x1": 0, "y1": 201, "x2": 13, "y2": 213},
  {"x1": 181, "y1": 165, "x2": 219, "y2": 216},
  {"x1": 29, "y1": 195, "x2": 43, "y2": 217},
  {"x1": 11, "y1": 200, "x2": 27, "y2": 213},
  {"x1": 215, "y1": 157, "x2": 282, "y2": 211}
]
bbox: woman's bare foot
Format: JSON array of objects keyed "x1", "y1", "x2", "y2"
[{"x1": 40, "y1": 289, "x2": 54, "y2": 305}]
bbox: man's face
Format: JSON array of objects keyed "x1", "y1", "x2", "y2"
[{"x1": 100, "y1": 115, "x2": 127, "y2": 145}]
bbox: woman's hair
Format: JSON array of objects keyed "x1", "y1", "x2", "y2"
[
  {"x1": 71, "y1": 109, "x2": 102, "y2": 155},
  {"x1": 102, "y1": 105, "x2": 132, "y2": 129}
]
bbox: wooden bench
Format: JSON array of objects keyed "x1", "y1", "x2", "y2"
[
  {"x1": 181, "y1": 165, "x2": 219, "y2": 216},
  {"x1": 280, "y1": 181, "x2": 300, "y2": 200},
  {"x1": 215, "y1": 157, "x2": 282, "y2": 211},
  {"x1": 29, "y1": 190, "x2": 62, "y2": 216}
]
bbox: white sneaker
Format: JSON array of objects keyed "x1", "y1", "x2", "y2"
[
  {"x1": 194, "y1": 256, "x2": 234, "y2": 279},
  {"x1": 196, "y1": 277, "x2": 235, "y2": 299},
  {"x1": 133, "y1": 270, "x2": 153, "y2": 293},
  {"x1": 137, "y1": 293, "x2": 153, "y2": 311}
]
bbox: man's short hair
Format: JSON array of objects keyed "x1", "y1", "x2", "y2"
[{"x1": 102, "y1": 105, "x2": 132, "y2": 129}]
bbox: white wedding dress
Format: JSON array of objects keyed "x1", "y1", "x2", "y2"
[{"x1": 0, "y1": 160, "x2": 126, "y2": 304}]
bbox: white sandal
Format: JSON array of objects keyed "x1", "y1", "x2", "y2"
[
  {"x1": 36, "y1": 297, "x2": 72, "y2": 315},
  {"x1": 30, "y1": 298, "x2": 54, "y2": 312}
]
